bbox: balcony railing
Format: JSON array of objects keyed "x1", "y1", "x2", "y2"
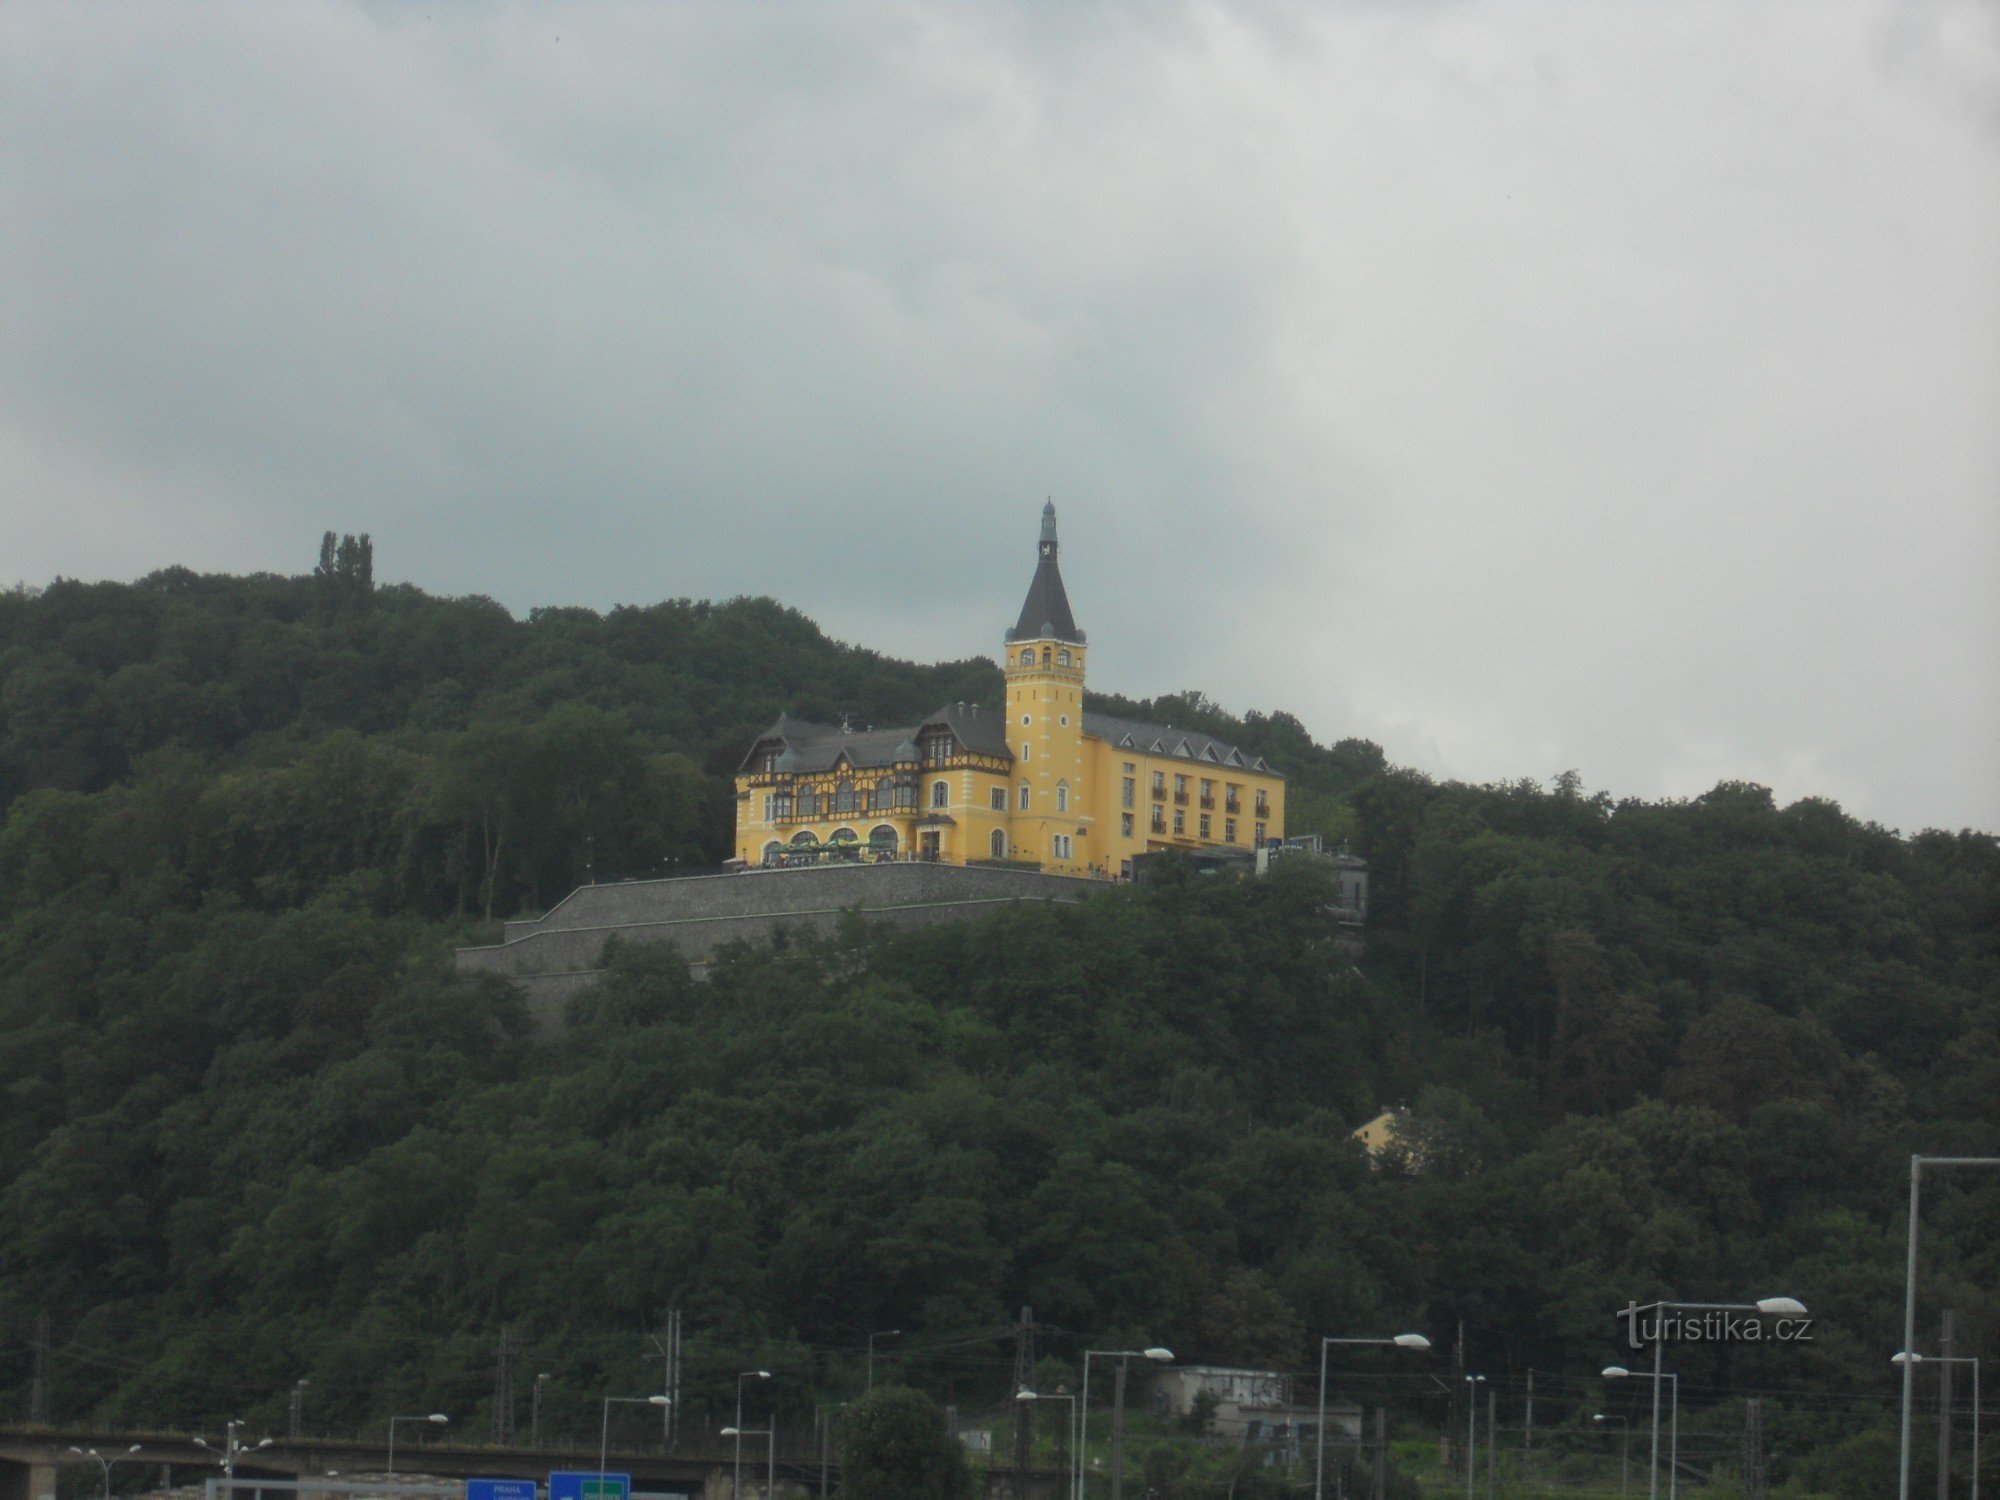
[
  {"x1": 1152, "y1": 784, "x2": 1166, "y2": 800},
  {"x1": 1173, "y1": 792, "x2": 1189, "y2": 805},
  {"x1": 1225, "y1": 799, "x2": 1241, "y2": 815},
  {"x1": 1199, "y1": 795, "x2": 1214, "y2": 809}
]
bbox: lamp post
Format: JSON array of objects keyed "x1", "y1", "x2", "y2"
[
  {"x1": 1462, "y1": 1376, "x2": 1486, "y2": 1500},
  {"x1": 532, "y1": 1374, "x2": 551, "y2": 1446},
  {"x1": 1593, "y1": 1415, "x2": 1630, "y2": 1500},
  {"x1": 386, "y1": 1414, "x2": 448, "y2": 1478},
  {"x1": 1895, "y1": 1352, "x2": 1982, "y2": 1500},
  {"x1": 1617, "y1": 1296, "x2": 1805, "y2": 1500},
  {"x1": 1080, "y1": 1348, "x2": 1172, "y2": 1500},
  {"x1": 1017, "y1": 1388, "x2": 1079, "y2": 1500},
  {"x1": 736, "y1": 1370, "x2": 771, "y2": 1500},
  {"x1": 195, "y1": 1425, "x2": 273, "y2": 1485},
  {"x1": 720, "y1": 1427, "x2": 775, "y2": 1500},
  {"x1": 866, "y1": 1330, "x2": 901, "y2": 1391},
  {"x1": 289, "y1": 1381, "x2": 309, "y2": 1441},
  {"x1": 600, "y1": 1395, "x2": 670, "y2": 1493},
  {"x1": 1900, "y1": 1156, "x2": 2000, "y2": 1500},
  {"x1": 813, "y1": 1402, "x2": 849, "y2": 1499},
  {"x1": 1603, "y1": 1369, "x2": 1679, "y2": 1499},
  {"x1": 68, "y1": 1444, "x2": 141, "y2": 1500},
  {"x1": 1314, "y1": 1334, "x2": 1429, "y2": 1500}
]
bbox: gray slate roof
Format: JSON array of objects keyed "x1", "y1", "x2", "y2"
[
  {"x1": 1007, "y1": 501, "x2": 1084, "y2": 644},
  {"x1": 1082, "y1": 712, "x2": 1283, "y2": 778},
  {"x1": 741, "y1": 703, "x2": 1012, "y2": 774}
]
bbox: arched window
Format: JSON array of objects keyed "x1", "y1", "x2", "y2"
[
  {"x1": 1056, "y1": 781, "x2": 1069, "y2": 813},
  {"x1": 931, "y1": 780, "x2": 949, "y2": 809},
  {"x1": 834, "y1": 779, "x2": 856, "y2": 814},
  {"x1": 1057, "y1": 648, "x2": 1071, "y2": 667},
  {"x1": 1042, "y1": 646, "x2": 1052, "y2": 666},
  {"x1": 1019, "y1": 647, "x2": 1035, "y2": 665},
  {"x1": 991, "y1": 829, "x2": 1007, "y2": 859},
  {"x1": 762, "y1": 840, "x2": 783, "y2": 866},
  {"x1": 1019, "y1": 783, "x2": 1030, "y2": 810},
  {"x1": 829, "y1": 827, "x2": 858, "y2": 844},
  {"x1": 789, "y1": 830, "x2": 819, "y2": 846},
  {"x1": 868, "y1": 825, "x2": 898, "y2": 851}
]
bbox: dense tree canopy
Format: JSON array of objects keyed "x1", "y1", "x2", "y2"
[{"x1": 0, "y1": 563, "x2": 1995, "y2": 1494}]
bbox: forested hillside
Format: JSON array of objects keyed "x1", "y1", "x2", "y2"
[{"x1": 1, "y1": 559, "x2": 1996, "y2": 1496}]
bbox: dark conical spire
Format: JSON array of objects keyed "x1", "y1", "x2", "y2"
[{"x1": 1009, "y1": 502, "x2": 1082, "y2": 643}]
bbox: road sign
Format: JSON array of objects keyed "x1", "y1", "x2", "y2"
[
  {"x1": 549, "y1": 1473, "x2": 628, "y2": 1500},
  {"x1": 468, "y1": 1481, "x2": 537, "y2": 1500}
]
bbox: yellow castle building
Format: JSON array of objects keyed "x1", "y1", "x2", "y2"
[{"x1": 733, "y1": 505, "x2": 1285, "y2": 878}]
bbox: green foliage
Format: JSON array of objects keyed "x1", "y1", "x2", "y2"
[
  {"x1": 836, "y1": 1385, "x2": 973, "y2": 1500},
  {"x1": 0, "y1": 560, "x2": 1995, "y2": 1478}
]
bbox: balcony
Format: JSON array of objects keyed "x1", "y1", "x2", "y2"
[
  {"x1": 1199, "y1": 795, "x2": 1214, "y2": 810},
  {"x1": 1225, "y1": 799, "x2": 1241, "y2": 815},
  {"x1": 1151, "y1": 784, "x2": 1166, "y2": 800},
  {"x1": 1173, "y1": 792, "x2": 1189, "y2": 806}
]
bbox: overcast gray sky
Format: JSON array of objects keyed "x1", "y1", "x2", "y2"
[{"x1": 4, "y1": 1, "x2": 1996, "y2": 832}]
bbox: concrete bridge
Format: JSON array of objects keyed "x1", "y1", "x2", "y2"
[
  {"x1": 0, "y1": 1428, "x2": 1061, "y2": 1500},
  {"x1": 0, "y1": 1428, "x2": 815, "y2": 1500}
]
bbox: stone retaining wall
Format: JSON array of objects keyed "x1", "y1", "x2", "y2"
[{"x1": 457, "y1": 862, "x2": 1099, "y2": 997}]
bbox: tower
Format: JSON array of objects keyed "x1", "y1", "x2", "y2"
[{"x1": 1003, "y1": 503, "x2": 1089, "y2": 872}]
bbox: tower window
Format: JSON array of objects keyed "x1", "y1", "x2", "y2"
[
  {"x1": 1019, "y1": 784, "x2": 1030, "y2": 811},
  {"x1": 1059, "y1": 715, "x2": 1068, "y2": 726},
  {"x1": 1020, "y1": 648, "x2": 1035, "y2": 665},
  {"x1": 990, "y1": 786, "x2": 1007, "y2": 812},
  {"x1": 991, "y1": 829, "x2": 1007, "y2": 859},
  {"x1": 931, "y1": 780, "x2": 949, "y2": 809},
  {"x1": 1042, "y1": 647, "x2": 1051, "y2": 666},
  {"x1": 1057, "y1": 648, "x2": 1070, "y2": 666},
  {"x1": 1056, "y1": 781, "x2": 1069, "y2": 813},
  {"x1": 1022, "y1": 714, "x2": 1031, "y2": 726},
  {"x1": 1022, "y1": 743, "x2": 1030, "y2": 762}
]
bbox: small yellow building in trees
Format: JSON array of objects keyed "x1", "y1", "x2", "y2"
[{"x1": 733, "y1": 505, "x2": 1286, "y2": 877}]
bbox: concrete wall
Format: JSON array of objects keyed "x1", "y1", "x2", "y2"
[{"x1": 458, "y1": 862, "x2": 1100, "y2": 988}]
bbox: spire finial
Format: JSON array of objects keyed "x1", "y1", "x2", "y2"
[{"x1": 1040, "y1": 501, "x2": 1057, "y2": 548}]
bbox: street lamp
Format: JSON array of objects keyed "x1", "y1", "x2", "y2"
[
  {"x1": 386, "y1": 1413, "x2": 448, "y2": 1478},
  {"x1": 289, "y1": 1381, "x2": 310, "y2": 1441},
  {"x1": 1313, "y1": 1333, "x2": 1429, "y2": 1500},
  {"x1": 1900, "y1": 1156, "x2": 2000, "y2": 1500},
  {"x1": 866, "y1": 1329, "x2": 901, "y2": 1391},
  {"x1": 1616, "y1": 1296, "x2": 1806, "y2": 1500},
  {"x1": 736, "y1": 1370, "x2": 772, "y2": 1500},
  {"x1": 1604, "y1": 1369, "x2": 1679, "y2": 1500},
  {"x1": 720, "y1": 1426, "x2": 774, "y2": 1500},
  {"x1": 532, "y1": 1374, "x2": 552, "y2": 1447},
  {"x1": 1593, "y1": 1415, "x2": 1630, "y2": 1500},
  {"x1": 599, "y1": 1395, "x2": 670, "y2": 1493},
  {"x1": 813, "y1": 1402, "x2": 850, "y2": 1499},
  {"x1": 1080, "y1": 1348, "x2": 1172, "y2": 1500},
  {"x1": 1895, "y1": 1352, "x2": 1982, "y2": 1500},
  {"x1": 68, "y1": 1444, "x2": 141, "y2": 1500},
  {"x1": 1017, "y1": 1388, "x2": 1079, "y2": 1500},
  {"x1": 195, "y1": 1425, "x2": 272, "y2": 1484},
  {"x1": 1463, "y1": 1376, "x2": 1486, "y2": 1500}
]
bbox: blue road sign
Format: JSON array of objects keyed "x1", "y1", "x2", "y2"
[
  {"x1": 468, "y1": 1480, "x2": 537, "y2": 1500},
  {"x1": 549, "y1": 1473, "x2": 628, "y2": 1500}
]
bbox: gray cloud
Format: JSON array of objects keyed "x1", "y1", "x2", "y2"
[{"x1": 2, "y1": 0, "x2": 1995, "y2": 831}]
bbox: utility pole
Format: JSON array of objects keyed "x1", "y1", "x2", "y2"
[
  {"x1": 1485, "y1": 1387, "x2": 1495, "y2": 1500},
  {"x1": 1524, "y1": 1370, "x2": 1534, "y2": 1468},
  {"x1": 1939, "y1": 1309, "x2": 1957, "y2": 1500},
  {"x1": 1742, "y1": 1398, "x2": 1765, "y2": 1500},
  {"x1": 289, "y1": 1381, "x2": 309, "y2": 1441},
  {"x1": 494, "y1": 1326, "x2": 516, "y2": 1443},
  {"x1": 1372, "y1": 1408, "x2": 1387, "y2": 1500},
  {"x1": 1011, "y1": 1307, "x2": 1035, "y2": 1473},
  {"x1": 1110, "y1": 1363, "x2": 1129, "y2": 1500},
  {"x1": 30, "y1": 1313, "x2": 50, "y2": 1423}
]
